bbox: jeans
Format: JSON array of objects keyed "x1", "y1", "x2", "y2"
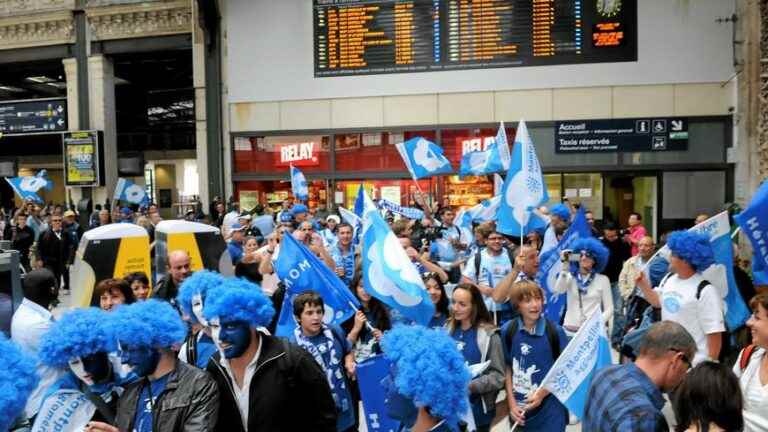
[{"x1": 610, "y1": 281, "x2": 625, "y2": 347}]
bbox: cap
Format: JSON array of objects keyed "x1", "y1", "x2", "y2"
[
  {"x1": 231, "y1": 222, "x2": 246, "y2": 231},
  {"x1": 326, "y1": 215, "x2": 340, "y2": 224},
  {"x1": 292, "y1": 204, "x2": 308, "y2": 215},
  {"x1": 238, "y1": 213, "x2": 252, "y2": 220},
  {"x1": 120, "y1": 207, "x2": 132, "y2": 215},
  {"x1": 63, "y1": 210, "x2": 76, "y2": 218},
  {"x1": 279, "y1": 212, "x2": 293, "y2": 223}
]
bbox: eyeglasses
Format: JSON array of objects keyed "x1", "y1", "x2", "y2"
[
  {"x1": 487, "y1": 236, "x2": 504, "y2": 241},
  {"x1": 669, "y1": 348, "x2": 692, "y2": 370},
  {"x1": 51, "y1": 219, "x2": 62, "y2": 223}
]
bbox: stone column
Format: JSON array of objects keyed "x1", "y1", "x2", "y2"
[
  {"x1": 192, "y1": 1, "x2": 210, "y2": 210},
  {"x1": 62, "y1": 57, "x2": 82, "y2": 207},
  {"x1": 87, "y1": 54, "x2": 117, "y2": 205}
]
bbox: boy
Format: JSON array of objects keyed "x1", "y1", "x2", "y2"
[
  {"x1": 501, "y1": 281, "x2": 568, "y2": 431},
  {"x1": 290, "y1": 291, "x2": 356, "y2": 432}
]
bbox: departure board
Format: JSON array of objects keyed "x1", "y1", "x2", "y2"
[{"x1": 314, "y1": 0, "x2": 636, "y2": 77}]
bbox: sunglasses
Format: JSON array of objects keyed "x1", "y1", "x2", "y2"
[{"x1": 669, "y1": 348, "x2": 692, "y2": 370}]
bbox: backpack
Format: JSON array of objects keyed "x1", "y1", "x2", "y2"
[
  {"x1": 739, "y1": 344, "x2": 758, "y2": 371},
  {"x1": 504, "y1": 318, "x2": 562, "y2": 361},
  {"x1": 474, "y1": 246, "x2": 517, "y2": 284}
]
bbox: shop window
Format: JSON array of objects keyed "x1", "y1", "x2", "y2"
[
  {"x1": 334, "y1": 130, "x2": 436, "y2": 172},
  {"x1": 444, "y1": 175, "x2": 494, "y2": 209},
  {"x1": 543, "y1": 174, "x2": 562, "y2": 209},
  {"x1": 235, "y1": 179, "x2": 328, "y2": 210},
  {"x1": 334, "y1": 179, "x2": 434, "y2": 209},
  {"x1": 440, "y1": 127, "x2": 516, "y2": 167},
  {"x1": 234, "y1": 135, "x2": 331, "y2": 174},
  {"x1": 563, "y1": 173, "x2": 603, "y2": 219}
]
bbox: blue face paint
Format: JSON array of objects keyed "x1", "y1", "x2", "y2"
[
  {"x1": 216, "y1": 320, "x2": 252, "y2": 359},
  {"x1": 119, "y1": 344, "x2": 160, "y2": 377},
  {"x1": 82, "y1": 352, "x2": 112, "y2": 384},
  {"x1": 382, "y1": 372, "x2": 418, "y2": 428}
]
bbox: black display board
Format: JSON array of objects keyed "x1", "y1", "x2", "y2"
[
  {"x1": 0, "y1": 98, "x2": 67, "y2": 134},
  {"x1": 555, "y1": 118, "x2": 689, "y2": 153},
  {"x1": 314, "y1": 0, "x2": 637, "y2": 77}
]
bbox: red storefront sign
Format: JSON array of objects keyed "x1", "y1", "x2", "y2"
[{"x1": 275, "y1": 141, "x2": 319, "y2": 167}]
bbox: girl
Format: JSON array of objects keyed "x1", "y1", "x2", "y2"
[{"x1": 424, "y1": 272, "x2": 450, "y2": 329}]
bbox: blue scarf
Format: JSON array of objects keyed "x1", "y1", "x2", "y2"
[
  {"x1": 294, "y1": 326, "x2": 349, "y2": 414},
  {"x1": 572, "y1": 271, "x2": 596, "y2": 293}
]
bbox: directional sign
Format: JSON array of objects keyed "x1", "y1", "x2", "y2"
[
  {"x1": 555, "y1": 117, "x2": 689, "y2": 153},
  {"x1": 0, "y1": 98, "x2": 67, "y2": 134}
]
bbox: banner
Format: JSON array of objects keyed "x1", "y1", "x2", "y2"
[
  {"x1": 356, "y1": 355, "x2": 400, "y2": 432},
  {"x1": 377, "y1": 199, "x2": 424, "y2": 220},
  {"x1": 31, "y1": 389, "x2": 96, "y2": 432},
  {"x1": 735, "y1": 181, "x2": 768, "y2": 277}
]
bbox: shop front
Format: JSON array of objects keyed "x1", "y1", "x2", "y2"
[{"x1": 231, "y1": 116, "x2": 733, "y2": 240}]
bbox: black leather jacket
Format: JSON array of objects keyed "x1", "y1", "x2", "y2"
[
  {"x1": 206, "y1": 333, "x2": 337, "y2": 432},
  {"x1": 114, "y1": 360, "x2": 219, "y2": 432}
]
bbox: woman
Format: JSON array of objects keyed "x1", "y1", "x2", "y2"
[
  {"x1": 424, "y1": 272, "x2": 450, "y2": 329},
  {"x1": 733, "y1": 293, "x2": 768, "y2": 431},
  {"x1": 447, "y1": 283, "x2": 505, "y2": 432},
  {"x1": 235, "y1": 236, "x2": 263, "y2": 284},
  {"x1": 92, "y1": 278, "x2": 135, "y2": 312},
  {"x1": 553, "y1": 237, "x2": 613, "y2": 337},
  {"x1": 321, "y1": 214, "x2": 340, "y2": 248},
  {"x1": 674, "y1": 362, "x2": 744, "y2": 432},
  {"x1": 343, "y1": 274, "x2": 391, "y2": 363},
  {"x1": 124, "y1": 272, "x2": 150, "y2": 301}
]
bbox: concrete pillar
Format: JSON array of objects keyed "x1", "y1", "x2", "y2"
[
  {"x1": 192, "y1": 2, "x2": 210, "y2": 210},
  {"x1": 87, "y1": 54, "x2": 118, "y2": 206},
  {"x1": 62, "y1": 57, "x2": 82, "y2": 207}
]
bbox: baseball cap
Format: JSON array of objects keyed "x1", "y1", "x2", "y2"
[
  {"x1": 63, "y1": 210, "x2": 76, "y2": 218},
  {"x1": 279, "y1": 212, "x2": 293, "y2": 223},
  {"x1": 238, "y1": 213, "x2": 252, "y2": 220},
  {"x1": 292, "y1": 204, "x2": 308, "y2": 215},
  {"x1": 231, "y1": 222, "x2": 246, "y2": 232},
  {"x1": 326, "y1": 215, "x2": 340, "y2": 224},
  {"x1": 120, "y1": 207, "x2": 132, "y2": 215}
]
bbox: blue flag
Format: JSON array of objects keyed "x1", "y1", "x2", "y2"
[
  {"x1": 274, "y1": 233, "x2": 360, "y2": 337},
  {"x1": 538, "y1": 208, "x2": 592, "y2": 322},
  {"x1": 5, "y1": 170, "x2": 52, "y2": 203},
  {"x1": 377, "y1": 199, "x2": 424, "y2": 220},
  {"x1": 541, "y1": 308, "x2": 613, "y2": 419},
  {"x1": 458, "y1": 122, "x2": 511, "y2": 178},
  {"x1": 354, "y1": 183, "x2": 377, "y2": 219},
  {"x1": 113, "y1": 178, "x2": 149, "y2": 206},
  {"x1": 361, "y1": 193, "x2": 435, "y2": 326},
  {"x1": 735, "y1": 181, "x2": 768, "y2": 280},
  {"x1": 395, "y1": 137, "x2": 453, "y2": 180},
  {"x1": 497, "y1": 120, "x2": 549, "y2": 237},
  {"x1": 290, "y1": 165, "x2": 308, "y2": 202},
  {"x1": 356, "y1": 355, "x2": 400, "y2": 432}
]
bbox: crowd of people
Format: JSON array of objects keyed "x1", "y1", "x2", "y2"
[{"x1": 1, "y1": 193, "x2": 767, "y2": 432}]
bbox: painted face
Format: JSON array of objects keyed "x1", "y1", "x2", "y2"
[
  {"x1": 191, "y1": 293, "x2": 207, "y2": 326},
  {"x1": 69, "y1": 352, "x2": 112, "y2": 386},
  {"x1": 211, "y1": 319, "x2": 252, "y2": 359},
  {"x1": 382, "y1": 370, "x2": 418, "y2": 428},
  {"x1": 119, "y1": 344, "x2": 160, "y2": 377}
]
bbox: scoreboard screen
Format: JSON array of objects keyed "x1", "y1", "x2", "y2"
[{"x1": 314, "y1": 0, "x2": 636, "y2": 77}]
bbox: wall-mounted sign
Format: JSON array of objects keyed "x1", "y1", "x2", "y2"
[
  {"x1": 275, "y1": 141, "x2": 319, "y2": 167},
  {"x1": 63, "y1": 131, "x2": 104, "y2": 187},
  {"x1": 0, "y1": 98, "x2": 67, "y2": 134},
  {"x1": 555, "y1": 118, "x2": 688, "y2": 153}
]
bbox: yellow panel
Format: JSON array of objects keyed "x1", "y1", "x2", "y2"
[
  {"x1": 113, "y1": 235, "x2": 152, "y2": 293},
  {"x1": 167, "y1": 232, "x2": 205, "y2": 272}
]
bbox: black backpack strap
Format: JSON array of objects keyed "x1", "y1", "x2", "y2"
[
  {"x1": 504, "y1": 319, "x2": 519, "y2": 352},
  {"x1": 185, "y1": 331, "x2": 198, "y2": 366},
  {"x1": 474, "y1": 251, "x2": 482, "y2": 281},
  {"x1": 695, "y1": 280, "x2": 711, "y2": 300},
  {"x1": 544, "y1": 319, "x2": 562, "y2": 360}
]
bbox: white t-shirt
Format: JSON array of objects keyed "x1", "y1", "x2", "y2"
[
  {"x1": 462, "y1": 248, "x2": 512, "y2": 312},
  {"x1": 733, "y1": 347, "x2": 768, "y2": 432},
  {"x1": 655, "y1": 273, "x2": 725, "y2": 365}
]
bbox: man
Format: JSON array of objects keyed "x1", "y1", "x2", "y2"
[
  {"x1": 119, "y1": 207, "x2": 133, "y2": 224},
  {"x1": 625, "y1": 212, "x2": 647, "y2": 256},
  {"x1": 222, "y1": 202, "x2": 241, "y2": 236},
  {"x1": 430, "y1": 207, "x2": 466, "y2": 283},
  {"x1": 290, "y1": 291, "x2": 356, "y2": 432},
  {"x1": 601, "y1": 222, "x2": 632, "y2": 346},
  {"x1": 251, "y1": 204, "x2": 275, "y2": 239},
  {"x1": 238, "y1": 212, "x2": 263, "y2": 243},
  {"x1": 90, "y1": 208, "x2": 111, "y2": 230},
  {"x1": 214, "y1": 202, "x2": 226, "y2": 228},
  {"x1": 329, "y1": 222, "x2": 356, "y2": 286},
  {"x1": 7, "y1": 211, "x2": 35, "y2": 271},
  {"x1": 583, "y1": 321, "x2": 696, "y2": 431},
  {"x1": 10, "y1": 269, "x2": 65, "y2": 422},
  {"x1": 490, "y1": 245, "x2": 541, "y2": 304},
  {"x1": 36, "y1": 213, "x2": 75, "y2": 295},
  {"x1": 203, "y1": 282, "x2": 337, "y2": 431},
  {"x1": 62, "y1": 209, "x2": 84, "y2": 292},
  {"x1": 228, "y1": 223, "x2": 247, "y2": 265},
  {"x1": 152, "y1": 250, "x2": 192, "y2": 302},
  {"x1": 26, "y1": 204, "x2": 47, "y2": 241},
  {"x1": 85, "y1": 299, "x2": 219, "y2": 432},
  {"x1": 276, "y1": 197, "x2": 294, "y2": 224},
  {"x1": 694, "y1": 213, "x2": 710, "y2": 225},
  {"x1": 397, "y1": 235, "x2": 449, "y2": 283},
  {"x1": 88, "y1": 204, "x2": 102, "y2": 229},
  {"x1": 541, "y1": 203, "x2": 571, "y2": 253},
  {"x1": 585, "y1": 210, "x2": 600, "y2": 237},
  {"x1": 292, "y1": 203, "x2": 309, "y2": 225},
  {"x1": 636, "y1": 230, "x2": 725, "y2": 365},
  {"x1": 462, "y1": 229, "x2": 516, "y2": 324},
  {"x1": 315, "y1": 200, "x2": 331, "y2": 221}
]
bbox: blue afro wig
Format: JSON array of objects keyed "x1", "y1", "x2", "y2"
[
  {"x1": 569, "y1": 237, "x2": 610, "y2": 274},
  {"x1": 550, "y1": 204, "x2": 571, "y2": 221},
  {"x1": 111, "y1": 299, "x2": 186, "y2": 349},
  {"x1": 666, "y1": 230, "x2": 715, "y2": 272},
  {"x1": 381, "y1": 325, "x2": 470, "y2": 426},
  {"x1": 38, "y1": 307, "x2": 117, "y2": 368},
  {"x1": 203, "y1": 278, "x2": 274, "y2": 328},
  {"x1": 176, "y1": 270, "x2": 226, "y2": 323},
  {"x1": 0, "y1": 335, "x2": 38, "y2": 431}
]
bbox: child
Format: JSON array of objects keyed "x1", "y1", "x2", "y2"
[
  {"x1": 501, "y1": 280, "x2": 568, "y2": 431},
  {"x1": 290, "y1": 291, "x2": 356, "y2": 432}
]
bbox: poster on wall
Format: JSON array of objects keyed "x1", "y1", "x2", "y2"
[
  {"x1": 63, "y1": 131, "x2": 103, "y2": 187},
  {"x1": 240, "y1": 191, "x2": 259, "y2": 211}
]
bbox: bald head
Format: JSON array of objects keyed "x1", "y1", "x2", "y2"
[
  {"x1": 518, "y1": 245, "x2": 540, "y2": 277},
  {"x1": 168, "y1": 250, "x2": 192, "y2": 285},
  {"x1": 638, "y1": 236, "x2": 655, "y2": 260}
]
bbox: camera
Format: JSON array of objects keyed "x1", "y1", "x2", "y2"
[{"x1": 562, "y1": 249, "x2": 582, "y2": 263}]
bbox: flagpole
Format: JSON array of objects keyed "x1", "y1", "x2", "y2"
[
  {"x1": 347, "y1": 300, "x2": 375, "y2": 332},
  {"x1": 731, "y1": 226, "x2": 741, "y2": 239}
]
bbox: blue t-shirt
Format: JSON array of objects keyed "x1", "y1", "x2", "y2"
[
  {"x1": 500, "y1": 317, "x2": 568, "y2": 431},
  {"x1": 227, "y1": 240, "x2": 244, "y2": 264},
  {"x1": 330, "y1": 244, "x2": 355, "y2": 286},
  {"x1": 430, "y1": 225, "x2": 461, "y2": 262},
  {"x1": 427, "y1": 312, "x2": 447, "y2": 329},
  {"x1": 462, "y1": 249, "x2": 513, "y2": 312},
  {"x1": 450, "y1": 327, "x2": 494, "y2": 427},
  {"x1": 196, "y1": 333, "x2": 218, "y2": 369},
  {"x1": 133, "y1": 373, "x2": 171, "y2": 432}
]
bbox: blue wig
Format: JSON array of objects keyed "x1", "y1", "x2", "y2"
[
  {"x1": 666, "y1": 230, "x2": 715, "y2": 272},
  {"x1": 381, "y1": 325, "x2": 470, "y2": 427},
  {"x1": 111, "y1": 299, "x2": 187, "y2": 349},
  {"x1": 0, "y1": 335, "x2": 38, "y2": 431},
  {"x1": 176, "y1": 270, "x2": 226, "y2": 323},
  {"x1": 203, "y1": 278, "x2": 274, "y2": 328},
  {"x1": 38, "y1": 307, "x2": 117, "y2": 368},
  {"x1": 569, "y1": 237, "x2": 610, "y2": 274},
  {"x1": 550, "y1": 204, "x2": 571, "y2": 221}
]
